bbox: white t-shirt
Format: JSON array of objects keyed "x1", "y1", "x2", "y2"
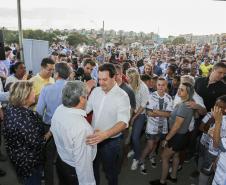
[
  {"x1": 131, "y1": 81, "x2": 149, "y2": 114},
  {"x1": 5, "y1": 75, "x2": 19, "y2": 87},
  {"x1": 146, "y1": 91, "x2": 173, "y2": 134}
]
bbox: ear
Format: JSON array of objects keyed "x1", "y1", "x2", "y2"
[{"x1": 79, "y1": 96, "x2": 83, "y2": 103}]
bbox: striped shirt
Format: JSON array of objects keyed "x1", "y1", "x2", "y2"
[
  {"x1": 146, "y1": 91, "x2": 173, "y2": 134},
  {"x1": 213, "y1": 136, "x2": 226, "y2": 185},
  {"x1": 208, "y1": 116, "x2": 226, "y2": 156}
]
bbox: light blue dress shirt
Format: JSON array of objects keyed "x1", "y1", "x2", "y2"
[{"x1": 36, "y1": 79, "x2": 67, "y2": 125}]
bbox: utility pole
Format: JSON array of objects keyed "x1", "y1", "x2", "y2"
[
  {"x1": 102, "y1": 21, "x2": 105, "y2": 49},
  {"x1": 17, "y1": 0, "x2": 24, "y2": 62},
  {"x1": 157, "y1": 26, "x2": 160, "y2": 44}
]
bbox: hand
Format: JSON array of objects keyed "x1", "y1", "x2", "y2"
[
  {"x1": 147, "y1": 111, "x2": 158, "y2": 117},
  {"x1": 129, "y1": 117, "x2": 135, "y2": 126},
  {"x1": 22, "y1": 73, "x2": 28, "y2": 80},
  {"x1": 130, "y1": 115, "x2": 138, "y2": 126},
  {"x1": 211, "y1": 106, "x2": 223, "y2": 126},
  {"x1": 208, "y1": 127, "x2": 214, "y2": 138},
  {"x1": 86, "y1": 129, "x2": 108, "y2": 145},
  {"x1": 153, "y1": 110, "x2": 160, "y2": 116},
  {"x1": 161, "y1": 139, "x2": 168, "y2": 148},
  {"x1": 44, "y1": 131, "x2": 52, "y2": 141},
  {"x1": 186, "y1": 101, "x2": 198, "y2": 110}
]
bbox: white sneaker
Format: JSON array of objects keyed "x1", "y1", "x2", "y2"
[
  {"x1": 127, "y1": 150, "x2": 135, "y2": 158},
  {"x1": 140, "y1": 163, "x2": 147, "y2": 175},
  {"x1": 131, "y1": 159, "x2": 139, "y2": 170},
  {"x1": 150, "y1": 157, "x2": 157, "y2": 168},
  {"x1": 169, "y1": 166, "x2": 172, "y2": 173}
]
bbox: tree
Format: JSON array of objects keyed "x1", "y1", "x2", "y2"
[
  {"x1": 2, "y1": 29, "x2": 96, "y2": 46},
  {"x1": 23, "y1": 29, "x2": 57, "y2": 43},
  {"x1": 2, "y1": 29, "x2": 19, "y2": 44},
  {"x1": 172, "y1": 37, "x2": 186, "y2": 45},
  {"x1": 66, "y1": 32, "x2": 96, "y2": 47}
]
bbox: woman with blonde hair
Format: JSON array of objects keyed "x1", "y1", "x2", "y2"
[
  {"x1": 3, "y1": 81, "x2": 46, "y2": 185},
  {"x1": 144, "y1": 63, "x2": 155, "y2": 77},
  {"x1": 126, "y1": 68, "x2": 149, "y2": 170},
  {"x1": 150, "y1": 82, "x2": 194, "y2": 185}
]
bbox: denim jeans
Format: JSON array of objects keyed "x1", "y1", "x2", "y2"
[
  {"x1": 94, "y1": 135, "x2": 123, "y2": 185},
  {"x1": 24, "y1": 166, "x2": 42, "y2": 185},
  {"x1": 131, "y1": 114, "x2": 146, "y2": 160}
]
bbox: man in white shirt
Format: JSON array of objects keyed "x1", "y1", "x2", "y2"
[
  {"x1": 51, "y1": 81, "x2": 96, "y2": 185},
  {"x1": 86, "y1": 63, "x2": 130, "y2": 185}
]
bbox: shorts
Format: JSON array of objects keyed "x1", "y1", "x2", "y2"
[
  {"x1": 146, "y1": 133, "x2": 166, "y2": 141},
  {"x1": 167, "y1": 133, "x2": 189, "y2": 152}
]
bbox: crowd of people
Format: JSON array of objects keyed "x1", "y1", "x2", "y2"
[{"x1": 0, "y1": 42, "x2": 225, "y2": 185}]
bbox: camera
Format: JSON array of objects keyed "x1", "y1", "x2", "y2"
[{"x1": 74, "y1": 67, "x2": 92, "y2": 82}]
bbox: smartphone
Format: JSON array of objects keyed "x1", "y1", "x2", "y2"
[{"x1": 28, "y1": 70, "x2": 33, "y2": 75}]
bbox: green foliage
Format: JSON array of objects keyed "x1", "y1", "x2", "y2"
[
  {"x1": 2, "y1": 29, "x2": 19, "y2": 44},
  {"x1": 66, "y1": 32, "x2": 96, "y2": 47},
  {"x1": 2, "y1": 29, "x2": 96, "y2": 46},
  {"x1": 23, "y1": 29, "x2": 57, "y2": 43},
  {"x1": 172, "y1": 37, "x2": 186, "y2": 45}
]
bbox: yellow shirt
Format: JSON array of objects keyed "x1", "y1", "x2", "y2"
[
  {"x1": 30, "y1": 74, "x2": 55, "y2": 100},
  {"x1": 200, "y1": 63, "x2": 213, "y2": 77}
]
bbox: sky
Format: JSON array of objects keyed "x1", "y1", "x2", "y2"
[{"x1": 0, "y1": 0, "x2": 226, "y2": 37}]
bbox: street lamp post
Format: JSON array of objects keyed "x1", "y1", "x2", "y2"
[
  {"x1": 17, "y1": 0, "x2": 24, "y2": 62},
  {"x1": 102, "y1": 21, "x2": 105, "y2": 49}
]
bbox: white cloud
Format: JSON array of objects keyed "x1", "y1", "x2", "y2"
[{"x1": 1, "y1": 0, "x2": 226, "y2": 37}]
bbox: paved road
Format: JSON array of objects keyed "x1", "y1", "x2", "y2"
[{"x1": 0, "y1": 140, "x2": 198, "y2": 185}]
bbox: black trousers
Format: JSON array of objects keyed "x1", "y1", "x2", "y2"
[
  {"x1": 56, "y1": 156, "x2": 78, "y2": 185},
  {"x1": 43, "y1": 125, "x2": 57, "y2": 185},
  {"x1": 0, "y1": 123, "x2": 2, "y2": 148}
]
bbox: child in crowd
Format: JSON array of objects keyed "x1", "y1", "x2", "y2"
[{"x1": 139, "y1": 77, "x2": 173, "y2": 175}]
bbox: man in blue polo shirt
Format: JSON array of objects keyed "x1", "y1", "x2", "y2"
[{"x1": 37, "y1": 62, "x2": 71, "y2": 185}]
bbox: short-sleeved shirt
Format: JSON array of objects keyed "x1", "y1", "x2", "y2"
[
  {"x1": 120, "y1": 83, "x2": 136, "y2": 110},
  {"x1": 169, "y1": 102, "x2": 193, "y2": 134},
  {"x1": 208, "y1": 115, "x2": 226, "y2": 156},
  {"x1": 174, "y1": 91, "x2": 206, "y2": 131},
  {"x1": 199, "y1": 63, "x2": 213, "y2": 77},
  {"x1": 5, "y1": 75, "x2": 19, "y2": 87},
  {"x1": 146, "y1": 91, "x2": 173, "y2": 134},
  {"x1": 30, "y1": 74, "x2": 55, "y2": 98}
]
